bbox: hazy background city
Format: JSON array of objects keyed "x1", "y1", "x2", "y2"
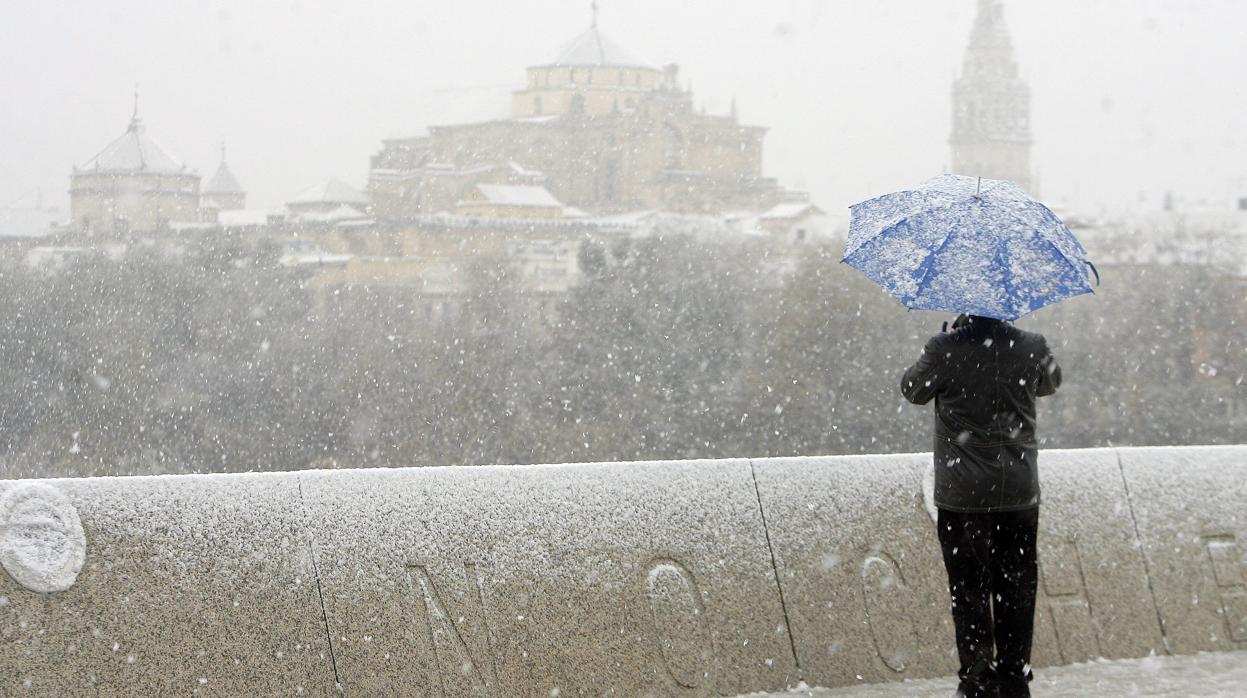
[
  {"x1": 6, "y1": 0, "x2": 1247, "y2": 215},
  {"x1": 1, "y1": 0, "x2": 1243, "y2": 479}
]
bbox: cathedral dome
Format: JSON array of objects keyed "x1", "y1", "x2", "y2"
[
  {"x1": 77, "y1": 118, "x2": 188, "y2": 174},
  {"x1": 548, "y1": 25, "x2": 650, "y2": 69}
]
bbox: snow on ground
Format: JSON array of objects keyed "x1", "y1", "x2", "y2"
[{"x1": 743, "y1": 651, "x2": 1247, "y2": 697}]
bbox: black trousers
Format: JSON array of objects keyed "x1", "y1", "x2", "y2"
[{"x1": 936, "y1": 507, "x2": 1039, "y2": 689}]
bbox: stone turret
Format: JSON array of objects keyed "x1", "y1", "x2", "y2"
[
  {"x1": 201, "y1": 144, "x2": 246, "y2": 216},
  {"x1": 70, "y1": 100, "x2": 200, "y2": 235}
]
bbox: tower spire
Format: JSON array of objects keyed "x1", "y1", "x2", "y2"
[
  {"x1": 950, "y1": 0, "x2": 1034, "y2": 193},
  {"x1": 591, "y1": 1, "x2": 598, "y2": 29}
]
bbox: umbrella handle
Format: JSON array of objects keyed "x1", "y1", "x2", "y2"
[{"x1": 1085, "y1": 260, "x2": 1101, "y2": 286}]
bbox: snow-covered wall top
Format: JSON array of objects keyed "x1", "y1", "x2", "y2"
[{"x1": 1, "y1": 445, "x2": 1244, "y2": 695}]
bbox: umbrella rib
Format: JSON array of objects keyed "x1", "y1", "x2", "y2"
[
  {"x1": 1037, "y1": 235, "x2": 1096, "y2": 293},
  {"x1": 994, "y1": 238, "x2": 1018, "y2": 318},
  {"x1": 906, "y1": 225, "x2": 961, "y2": 306},
  {"x1": 998, "y1": 203, "x2": 1089, "y2": 274}
]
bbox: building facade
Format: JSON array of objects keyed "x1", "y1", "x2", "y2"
[
  {"x1": 950, "y1": 0, "x2": 1034, "y2": 193},
  {"x1": 370, "y1": 20, "x2": 797, "y2": 219}
]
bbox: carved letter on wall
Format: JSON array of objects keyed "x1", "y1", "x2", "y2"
[
  {"x1": 1039, "y1": 539, "x2": 1100, "y2": 663},
  {"x1": 1203, "y1": 535, "x2": 1247, "y2": 643},
  {"x1": 644, "y1": 560, "x2": 711, "y2": 688},
  {"x1": 408, "y1": 563, "x2": 498, "y2": 696},
  {"x1": 860, "y1": 554, "x2": 918, "y2": 673},
  {"x1": 0, "y1": 483, "x2": 87, "y2": 593}
]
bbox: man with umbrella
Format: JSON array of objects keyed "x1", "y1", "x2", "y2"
[
  {"x1": 845, "y1": 175, "x2": 1094, "y2": 698},
  {"x1": 902, "y1": 313, "x2": 1059, "y2": 698}
]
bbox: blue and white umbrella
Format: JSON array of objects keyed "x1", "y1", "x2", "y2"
[{"x1": 843, "y1": 174, "x2": 1098, "y2": 321}]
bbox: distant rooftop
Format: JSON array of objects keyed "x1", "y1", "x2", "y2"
[
  {"x1": 474, "y1": 184, "x2": 563, "y2": 208},
  {"x1": 760, "y1": 201, "x2": 824, "y2": 220},
  {"x1": 548, "y1": 25, "x2": 651, "y2": 69},
  {"x1": 288, "y1": 179, "x2": 368, "y2": 206},
  {"x1": 217, "y1": 209, "x2": 272, "y2": 227},
  {"x1": 203, "y1": 161, "x2": 245, "y2": 195},
  {"x1": 298, "y1": 204, "x2": 369, "y2": 223},
  {"x1": 77, "y1": 118, "x2": 189, "y2": 175}
]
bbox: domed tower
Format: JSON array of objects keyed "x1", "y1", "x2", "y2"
[
  {"x1": 70, "y1": 97, "x2": 200, "y2": 235},
  {"x1": 950, "y1": 0, "x2": 1034, "y2": 193},
  {"x1": 201, "y1": 144, "x2": 246, "y2": 216},
  {"x1": 511, "y1": 4, "x2": 671, "y2": 118}
]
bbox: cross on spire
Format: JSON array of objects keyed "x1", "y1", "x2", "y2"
[{"x1": 129, "y1": 84, "x2": 141, "y2": 131}]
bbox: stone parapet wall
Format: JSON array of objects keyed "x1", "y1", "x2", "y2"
[{"x1": 1, "y1": 446, "x2": 1244, "y2": 695}]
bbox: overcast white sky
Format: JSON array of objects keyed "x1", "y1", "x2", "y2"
[{"x1": 3, "y1": 0, "x2": 1245, "y2": 217}]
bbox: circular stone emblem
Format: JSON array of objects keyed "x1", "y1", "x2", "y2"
[{"x1": 0, "y1": 483, "x2": 87, "y2": 593}]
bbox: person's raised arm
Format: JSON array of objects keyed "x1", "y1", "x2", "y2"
[{"x1": 901, "y1": 337, "x2": 943, "y2": 405}]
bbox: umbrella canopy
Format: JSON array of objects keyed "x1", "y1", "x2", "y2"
[{"x1": 843, "y1": 174, "x2": 1097, "y2": 320}]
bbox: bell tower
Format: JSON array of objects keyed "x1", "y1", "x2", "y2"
[{"x1": 950, "y1": 0, "x2": 1034, "y2": 193}]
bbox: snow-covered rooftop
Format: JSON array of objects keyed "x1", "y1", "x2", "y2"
[
  {"x1": 298, "y1": 204, "x2": 368, "y2": 223},
  {"x1": 167, "y1": 222, "x2": 219, "y2": 233},
  {"x1": 509, "y1": 115, "x2": 564, "y2": 124},
  {"x1": 287, "y1": 179, "x2": 369, "y2": 206},
  {"x1": 473, "y1": 184, "x2": 563, "y2": 208},
  {"x1": 760, "y1": 201, "x2": 824, "y2": 220},
  {"x1": 203, "y1": 162, "x2": 245, "y2": 195},
  {"x1": 548, "y1": 26, "x2": 650, "y2": 69},
  {"x1": 279, "y1": 251, "x2": 353, "y2": 267},
  {"x1": 218, "y1": 209, "x2": 273, "y2": 227},
  {"x1": 507, "y1": 161, "x2": 545, "y2": 179},
  {"x1": 77, "y1": 119, "x2": 189, "y2": 174}
]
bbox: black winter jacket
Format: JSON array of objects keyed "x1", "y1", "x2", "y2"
[{"x1": 901, "y1": 316, "x2": 1061, "y2": 512}]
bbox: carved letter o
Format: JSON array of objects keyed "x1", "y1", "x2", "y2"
[{"x1": 645, "y1": 561, "x2": 711, "y2": 688}]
